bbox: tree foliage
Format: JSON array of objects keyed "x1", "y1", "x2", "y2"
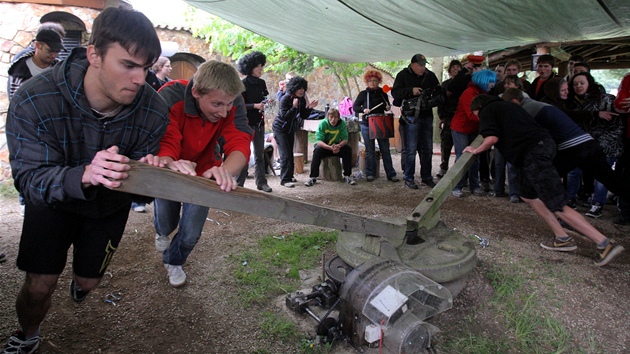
[{"x1": 185, "y1": 8, "x2": 405, "y2": 98}]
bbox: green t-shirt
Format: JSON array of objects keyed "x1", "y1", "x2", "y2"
[{"x1": 315, "y1": 119, "x2": 348, "y2": 145}]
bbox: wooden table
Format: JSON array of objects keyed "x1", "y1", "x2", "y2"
[{"x1": 294, "y1": 119, "x2": 361, "y2": 166}]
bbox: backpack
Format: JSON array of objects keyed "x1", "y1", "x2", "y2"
[{"x1": 338, "y1": 96, "x2": 354, "y2": 116}]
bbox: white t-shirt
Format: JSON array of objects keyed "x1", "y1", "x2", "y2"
[{"x1": 25, "y1": 57, "x2": 48, "y2": 77}]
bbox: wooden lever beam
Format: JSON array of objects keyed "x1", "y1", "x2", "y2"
[{"x1": 116, "y1": 160, "x2": 407, "y2": 239}]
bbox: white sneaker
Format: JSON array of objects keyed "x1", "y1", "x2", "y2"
[
  {"x1": 165, "y1": 264, "x2": 187, "y2": 287},
  {"x1": 133, "y1": 205, "x2": 146, "y2": 213},
  {"x1": 155, "y1": 234, "x2": 170, "y2": 252}
]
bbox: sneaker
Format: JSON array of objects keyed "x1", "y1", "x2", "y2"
[
  {"x1": 567, "y1": 199, "x2": 577, "y2": 210},
  {"x1": 155, "y1": 234, "x2": 170, "y2": 252},
  {"x1": 388, "y1": 176, "x2": 399, "y2": 182},
  {"x1": 594, "y1": 240, "x2": 625, "y2": 267},
  {"x1": 451, "y1": 189, "x2": 464, "y2": 198},
  {"x1": 405, "y1": 180, "x2": 419, "y2": 189},
  {"x1": 613, "y1": 214, "x2": 630, "y2": 225},
  {"x1": 291, "y1": 177, "x2": 297, "y2": 182},
  {"x1": 540, "y1": 237, "x2": 578, "y2": 252},
  {"x1": 0, "y1": 253, "x2": 6, "y2": 263},
  {"x1": 132, "y1": 204, "x2": 146, "y2": 213},
  {"x1": 344, "y1": 176, "x2": 356, "y2": 185},
  {"x1": 481, "y1": 180, "x2": 491, "y2": 192},
  {"x1": 436, "y1": 169, "x2": 447, "y2": 178},
  {"x1": 422, "y1": 179, "x2": 436, "y2": 188},
  {"x1": 281, "y1": 181, "x2": 295, "y2": 188},
  {"x1": 70, "y1": 279, "x2": 90, "y2": 302},
  {"x1": 366, "y1": 176, "x2": 375, "y2": 182},
  {"x1": 257, "y1": 184, "x2": 272, "y2": 193},
  {"x1": 491, "y1": 191, "x2": 506, "y2": 198},
  {"x1": 304, "y1": 178, "x2": 316, "y2": 187},
  {"x1": 165, "y1": 264, "x2": 187, "y2": 287},
  {"x1": 473, "y1": 188, "x2": 486, "y2": 196},
  {"x1": 585, "y1": 203, "x2": 603, "y2": 218},
  {"x1": 510, "y1": 195, "x2": 521, "y2": 203},
  {"x1": 3, "y1": 330, "x2": 40, "y2": 354}
]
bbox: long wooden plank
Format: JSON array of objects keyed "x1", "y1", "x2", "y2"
[
  {"x1": 117, "y1": 160, "x2": 407, "y2": 239},
  {"x1": 407, "y1": 135, "x2": 484, "y2": 230}
]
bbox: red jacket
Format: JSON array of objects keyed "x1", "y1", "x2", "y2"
[
  {"x1": 158, "y1": 80, "x2": 252, "y2": 175},
  {"x1": 450, "y1": 82, "x2": 484, "y2": 134}
]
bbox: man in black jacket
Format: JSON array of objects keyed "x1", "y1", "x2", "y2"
[
  {"x1": 392, "y1": 54, "x2": 440, "y2": 189},
  {"x1": 465, "y1": 95, "x2": 624, "y2": 267}
]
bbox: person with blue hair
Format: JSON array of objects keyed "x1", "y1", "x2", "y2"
[{"x1": 450, "y1": 69, "x2": 497, "y2": 198}]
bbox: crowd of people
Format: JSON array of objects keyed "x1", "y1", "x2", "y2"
[{"x1": 2, "y1": 6, "x2": 629, "y2": 352}]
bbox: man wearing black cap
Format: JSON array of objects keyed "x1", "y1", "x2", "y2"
[
  {"x1": 392, "y1": 54, "x2": 441, "y2": 189},
  {"x1": 7, "y1": 22, "x2": 66, "y2": 100},
  {"x1": 7, "y1": 22, "x2": 67, "y2": 216}
]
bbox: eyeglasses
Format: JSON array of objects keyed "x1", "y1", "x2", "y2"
[{"x1": 39, "y1": 43, "x2": 60, "y2": 55}]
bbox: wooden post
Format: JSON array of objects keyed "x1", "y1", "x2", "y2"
[
  {"x1": 293, "y1": 153, "x2": 304, "y2": 174},
  {"x1": 319, "y1": 156, "x2": 342, "y2": 181},
  {"x1": 294, "y1": 131, "x2": 308, "y2": 163}
]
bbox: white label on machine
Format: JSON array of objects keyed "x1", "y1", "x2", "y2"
[
  {"x1": 370, "y1": 285, "x2": 408, "y2": 317},
  {"x1": 364, "y1": 324, "x2": 381, "y2": 343}
]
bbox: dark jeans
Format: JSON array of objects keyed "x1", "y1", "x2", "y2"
[
  {"x1": 493, "y1": 148, "x2": 520, "y2": 196},
  {"x1": 616, "y1": 137, "x2": 630, "y2": 215},
  {"x1": 309, "y1": 145, "x2": 353, "y2": 178},
  {"x1": 452, "y1": 130, "x2": 480, "y2": 191},
  {"x1": 555, "y1": 139, "x2": 630, "y2": 202},
  {"x1": 360, "y1": 123, "x2": 396, "y2": 178},
  {"x1": 439, "y1": 122, "x2": 454, "y2": 172},
  {"x1": 403, "y1": 114, "x2": 433, "y2": 182},
  {"x1": 236, "y1": 124, "x2": 267, "y2": 187},
  {"x1": 274, "y1": 130, "x2": 295, "y2": 184}
]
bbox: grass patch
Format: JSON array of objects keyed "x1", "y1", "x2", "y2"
[
  {"x1": 0, "y1": 180, "x2": 19, "y2": 198},
  {"x1": 231, "y1": 230, "x2": 337, "y2": 307},
  {"x1": 440, "y1": 262, "x2": 578, "y2": 354}
]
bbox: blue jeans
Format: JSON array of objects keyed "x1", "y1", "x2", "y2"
[
  {"x1": 592, "y1": 157, "x2": 617, "y2": 205},
  {"x1": 360, "y1": 124, "x2": 397, "y2": 179},
  {"x1": 403, "y1": 115, "x2": 433, "y2": 182},
  {"x1": 154, "y1": 198, "x2": 210, "y2": 266},
  {"x1": 493, "y1": 149, "x2": 520, "y2": 196},
  {"x1": 451, "y1": 130, "x2": 480, "y2": 191},
  {"x1": 565, "y1": 167, "x2": 582, "y2": 200}
]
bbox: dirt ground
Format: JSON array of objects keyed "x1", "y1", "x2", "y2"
[{"x1": 0, "y1": 148, "x2": 629, "y2": 353}]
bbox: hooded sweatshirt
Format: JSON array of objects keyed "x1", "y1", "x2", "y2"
[{"x1": 7, "y1": 47, "x2": 169, "y2": 217}]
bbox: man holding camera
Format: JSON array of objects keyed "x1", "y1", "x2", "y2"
[{"x1": 392, "y1": 54, "x2": 440, "y2": 189}]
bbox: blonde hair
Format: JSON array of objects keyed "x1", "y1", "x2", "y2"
[
  {"x1": 327, "y1": 108, "x2": 340, "y2": 119},
  {"x1": 192, "y1": 61, "x2": 245, "y2": 96}
]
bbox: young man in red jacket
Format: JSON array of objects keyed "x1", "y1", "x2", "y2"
[{"x1": 153, "y1": 60, "x2": 253, "y2": 287}]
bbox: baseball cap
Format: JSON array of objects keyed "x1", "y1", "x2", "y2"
[
  {"x1": 411, "y1": 54, "x2": 427, "y2": 65},
  {"x1": 467, "y1": 55, "x2": 486, "y2": 66},
  {"x1": 35, "y1": 29, "x2": 66, "y2": 52}
]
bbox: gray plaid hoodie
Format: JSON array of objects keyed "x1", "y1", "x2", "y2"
[{"x1": 7, "y1": 47, "x2": 169, "y2": 217}]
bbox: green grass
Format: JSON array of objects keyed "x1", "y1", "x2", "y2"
[
  {"x1": 231, "y1": 230, "x2": 337, "y2": 354},
  {"x1": 0, "y1": 180, "x2": 19, "y2": 198},
  {"x1": 231, "y1": 230, "x2": 337, "y2": 306},
  {"x1": 440, "y1": 262, "x2": 579, "y2": 354}
]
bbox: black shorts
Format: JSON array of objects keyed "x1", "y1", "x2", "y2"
[
  {"x1": 17, "y1": 203, "x2": 130, "y2": 278},
  {"x1": 518, "y1": 138, "x2": 566, "y2": 212}
]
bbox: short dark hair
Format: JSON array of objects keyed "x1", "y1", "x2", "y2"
[
  {"x1": 447, "y1": 59, "x2": 462, "y2": 72},
  {"x1": 237, "y1": 51, "x2": 267, "y2": 76},
  {"x1": 89, "y1": 7, "x2": 161, "y2": 67},
  {"x1": 503, "y1": 75, "x2": 523, "y2": 89},
  {"x1": 286, "y1": 76, "x2": 308, "y2": 95},
  {"x1": 537, "y1": 54, "x2": 556, "y2": 67},
  {"x1": 568, "y1": 54, "x2": 585, "y2": 62},
  {"x1": 470, "y1": 94, "x2": 499, "y2": 113},
  {"x1": 501, "y1": 88, "x2": 524, "y2": 103},
  {"x1": 573, "y1": 62, "x2": 591, "y2": 72}
]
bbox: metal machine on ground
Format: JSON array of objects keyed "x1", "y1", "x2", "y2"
[{"x1": 118, "y1": 137, "x2": 483, "y2": 353}]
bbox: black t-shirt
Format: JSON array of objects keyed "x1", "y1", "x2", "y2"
[{"x1": 478, "y1": 99, "x2": 552, "y2": 167}]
